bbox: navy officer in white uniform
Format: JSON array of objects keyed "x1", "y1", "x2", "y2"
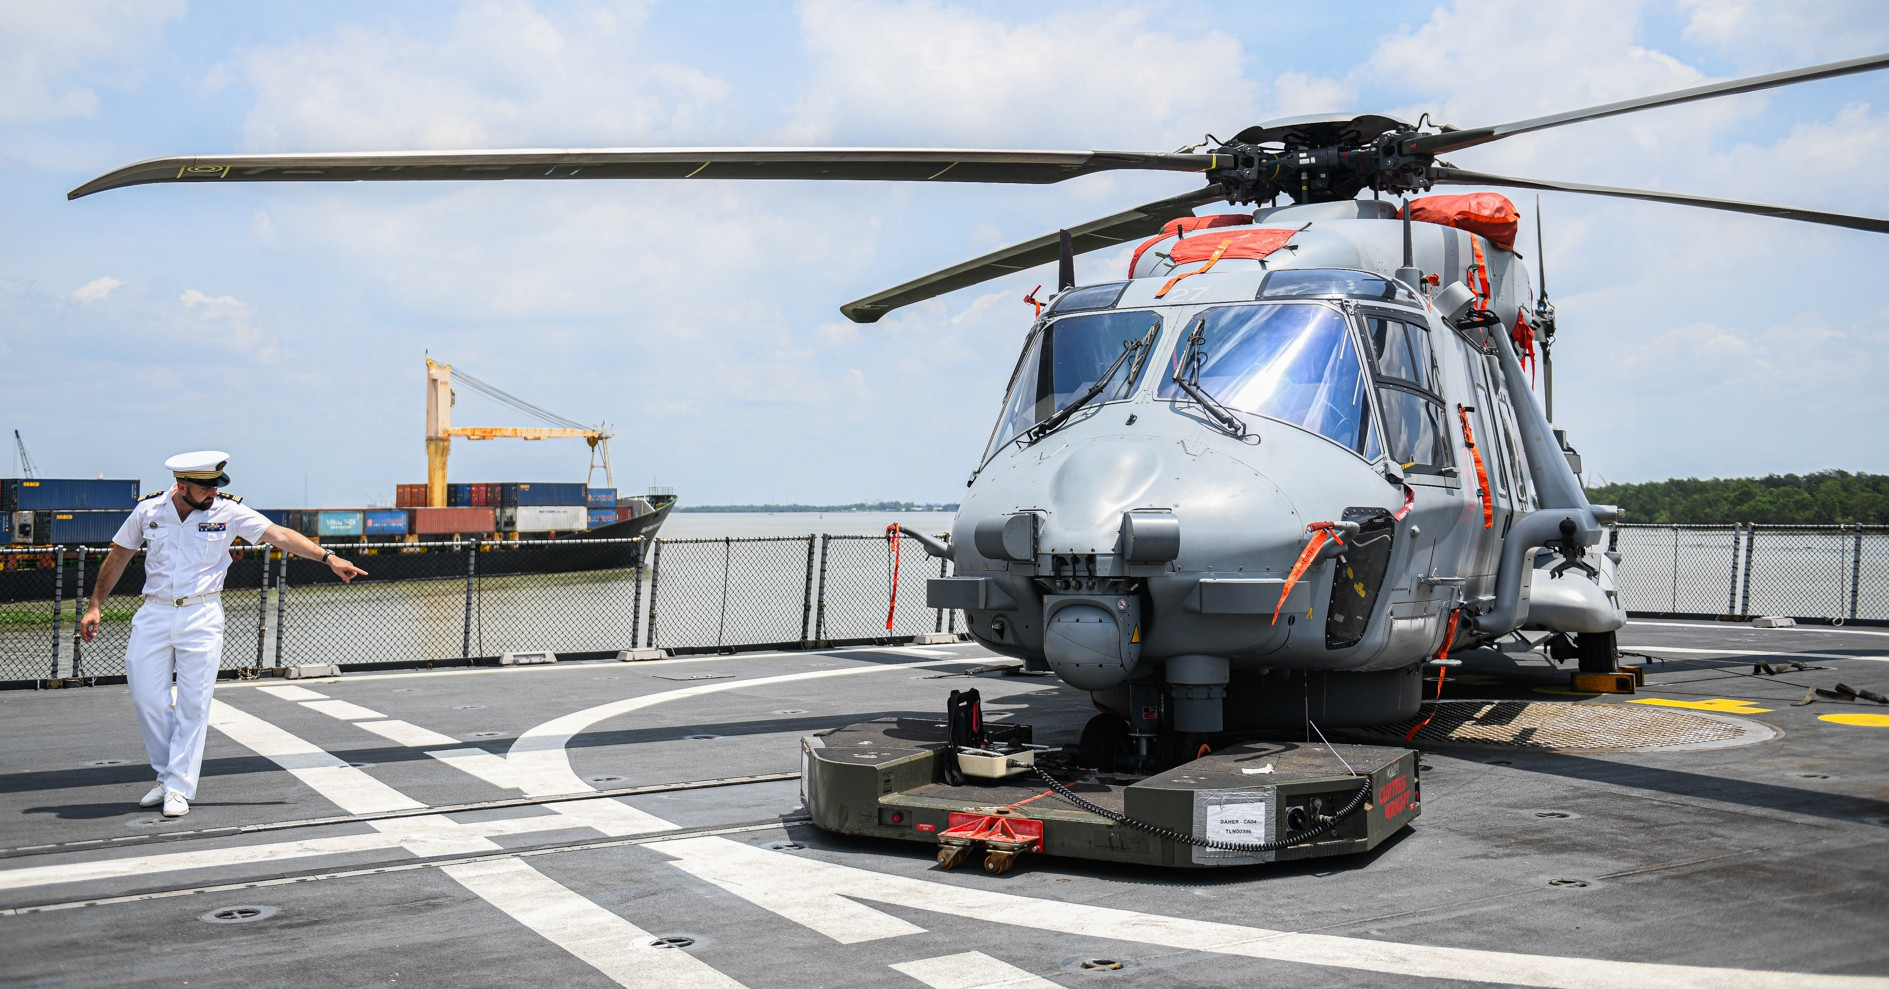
[{"x1": 81, "y1": 452, "x2": 367, "y2": 817}]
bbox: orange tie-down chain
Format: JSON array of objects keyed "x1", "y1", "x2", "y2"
[
  {"x1": 1457, "y1": 405, "x2": 1494, "y2": 530},
  {"x1": 1404, "y1": 608, "x2": 1463, "y2": 742},
  {"x1": 1272, "y1": 521, "x2": 1347, "y2": 626}
]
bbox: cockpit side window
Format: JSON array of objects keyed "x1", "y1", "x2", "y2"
[
  {"x1": 985, "y1": 310, "x2": 1163, "y2": 456},
  {"x1": 1157, "y1": 303, "x2": 1371, "y2": 453},
  {"x1": 1365, "y1": 314, "x2": 1452, "y2": 475}
]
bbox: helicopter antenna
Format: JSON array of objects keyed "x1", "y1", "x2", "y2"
[
  {"x1": 1395, "y1": 197, "x2": 1424, "y2": 293},
  {"x1": 1533, "y1": 196, "x2": 1558, "y2": 422},
  {"x1": 1056, "y1": 229, "x2": 1075, "y2": 291}
]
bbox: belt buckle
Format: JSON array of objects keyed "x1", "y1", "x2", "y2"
[{"x1": 173, "y1": 597, "x2": 187, "y2": 607}]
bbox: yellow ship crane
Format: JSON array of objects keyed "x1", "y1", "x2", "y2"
[{"x1": 424, "y1": 357, "x2": 613, "y2": 508}]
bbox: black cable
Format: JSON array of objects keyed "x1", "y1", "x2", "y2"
[
  {"x1": 1620, "y1": 650, "x2": 1821, "y2": 690},
  {"x1": 1031, "y1": 765, "x2": 1371, "y2": 853}
]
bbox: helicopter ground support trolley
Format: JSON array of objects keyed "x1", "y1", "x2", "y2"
[{"x1": 801, "y1": 691, "x2": 1417, "y2": 873}]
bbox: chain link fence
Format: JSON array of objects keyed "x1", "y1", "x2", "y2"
[
  {"x1": 1, "y1": 530, "x2": 959, "y2": 685},
  {"x1": 1612, "y1": 523, "x2": 1889, "y2": 623}
]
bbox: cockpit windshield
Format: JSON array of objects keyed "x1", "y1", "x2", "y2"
[
  {"x1": 1158, "y1": 303, "x2": 1373, "y2": 453},
  {"x1": 986, "y1": 309, "x2": 1164, "y2": 456}
]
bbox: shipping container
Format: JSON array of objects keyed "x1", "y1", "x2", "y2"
[
  {"x1": 469, "y1": 484, "x2": 487, "y2": 507},
  {"x1": 1, "y1": 478, "x2": 141, "y2": 512},
  {"x1": 45, "y1": 510, "x2": 132, "y2": 544},
  {"x1": 513, "y1": 482, "x2": 587, "y2": 507},
  {"x1": 613, "y1": 505, "x2": 636, "y2": 523},
  {"x1": 395, "y1": 484, "x2": 427, "y2": 508},
  {"x1": 364, "y1": 509, "x2": 410, "y2": 536},
  {"x1": 316, "y1": 510, "x2": 365, "y2": 538},
  {"x1": 587, "y1": 488, "x2": 617, "y2": 508},
  {"x1": 258, "y1": 509, "x2": 294, "y2": 526},
  {"x1": 514, "y1": 504, "x2": 587, "y2": 532},
  {"x1": 587, "y1": 508, "x2": 617, "y2": 529},
  {"x1": 450, "y1": 483, "x2": 476, "y2": 508},
  {"x1": 412, "y1": 507, "x2": 495, "y2": 535},
  {"x1": 483, "y1": 483, "x2": 503, "y2": 506}
]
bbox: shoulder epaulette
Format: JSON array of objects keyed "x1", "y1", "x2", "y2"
[
  {"x1": 217, "y1": 492, "x2": 243, "y2": 504},
  {"x1": 139, "y1": 490, "x2": 165, "y2": 501}
]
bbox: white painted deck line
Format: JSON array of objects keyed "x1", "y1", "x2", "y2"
[
  {"x1": 656, "y1": 837, "x2": 1887, "y2": 989},
  {"x1": 890, "y1": 951, "x2": 1061, "y2": 988},
  {"x1": 356, "y1": 719, "x2": 461, "y2": 748},
  {"x1": 1629, "y1": 621, "x2": 1889, "y2": 638},
  {"x1": 208, "y1": 699, "x2": 424, "y2": 815},
  {"x1": 1628, "y1": 646, "x2": 1886, "y2": 663},
  {"x1": 442, "y1": 857, "x2": 746, "y2": 989},
  {"x1": 301, "y1": 699, "x2": 387, "y2": 720},
  {"x1": 0, "y1": 808, "x2": 605, "y2": 893},
  {"x1": 255, "y1": 684, "x2": 329, "y2": 701},
  {"x1": 504, "y1": 657, "x2": 989, "y2": 798}
]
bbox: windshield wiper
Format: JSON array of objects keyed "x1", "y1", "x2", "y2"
[
  {"x1": 1025, "y1": 324, "x2": 1159, "y2": 445},
  {"x1": 1171, "y1": 322, "x2": 1248, "y2": 439}
]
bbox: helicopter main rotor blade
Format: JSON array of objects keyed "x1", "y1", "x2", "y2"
[
  {"x1": 1431, "y1": 166, "x2": 1889, "y2": 235},
  {"x1": 839, "y1": 186, "x2": 1225, "y2": 323},
  {"x1": 67, "y1": 147, "x2": 1218, "y2": 200},
  {"x1": 1412, "y1": 50, "x2": 1889, "y2": 156}
]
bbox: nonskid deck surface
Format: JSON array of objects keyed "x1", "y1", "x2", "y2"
[{"x1": 0, "y1": 623, "x2": 1884, "y2": 986}]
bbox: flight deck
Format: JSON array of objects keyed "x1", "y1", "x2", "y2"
[{"x1": 2, "y1": 620, "x2": 1885, "y2": 987}]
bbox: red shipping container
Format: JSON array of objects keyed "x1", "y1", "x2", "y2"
[
  {"x1": 395, "y1": 484, "x2": 428, "y2": 509},
  {"x1": 411, "y1": 507, "x2": 495, "y2": 535},
  {"x1": 615, "y1": 505, "x2": 636, "y2": 522},
  {"x1": 470, "y1": 484, "x2": 487, "y2": 507},
  {"x1": 484, "y1": 483, "x2": 503, "y2": 504}
]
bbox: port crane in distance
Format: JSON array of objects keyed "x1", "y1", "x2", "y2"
[
  {"x1": 424, "y1": 356, "x2": 612, "y2": 508},
  {"x1": 71, "y1": 53, "x2": 1889, "y2": 868}
]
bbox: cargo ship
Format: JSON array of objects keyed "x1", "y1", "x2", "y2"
[{"x1": 0, "y1": 477, "x2": 674, "y2": 603}]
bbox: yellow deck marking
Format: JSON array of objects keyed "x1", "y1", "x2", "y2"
[
  {"x1": 1629, "y1": 697, "x2": 1773, "y2": 714},
  {"x1": 1817, "y1": 712, "x2": 1889, "y2": 727}
]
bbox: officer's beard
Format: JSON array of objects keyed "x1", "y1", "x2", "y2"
[{"x1": 180, "y1": 489, "x2": 215, "y2": 512}]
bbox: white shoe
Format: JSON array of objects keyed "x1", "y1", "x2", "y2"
[
  {"x1": 161, "y1": 790, "x2": 189, "y2": 817},
  {"x1": 138, "y1": 784, "x2": 165, "y2": 808}
]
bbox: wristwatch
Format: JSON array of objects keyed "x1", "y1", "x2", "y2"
[{"x1": 321, "y1": 549, "x2": 336, "y2": 564}]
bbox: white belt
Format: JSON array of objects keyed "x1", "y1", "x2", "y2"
[{"x1": 150, "y1": 592, "x2": 221, "y2": 608}]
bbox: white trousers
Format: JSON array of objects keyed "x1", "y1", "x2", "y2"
[{"x1": 125, "y1": 600, "x2": 224, "y2": 799}]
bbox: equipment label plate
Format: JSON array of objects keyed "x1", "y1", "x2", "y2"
[{"x1": 1192, "y1": 787, "x2": 1276, "y2": 865}]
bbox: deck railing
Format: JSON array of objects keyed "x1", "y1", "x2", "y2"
[{"x1": 3, "y1": 522, "x2": 1881, "y2": 685}]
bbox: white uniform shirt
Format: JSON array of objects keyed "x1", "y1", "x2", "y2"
[{"x1": 111, "y1": 492, "x2": 274, "y2": 599}]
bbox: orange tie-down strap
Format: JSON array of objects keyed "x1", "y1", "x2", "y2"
[
  {"x1": 1155, "y1": 238, "x2": 1233, "y2": 298},
  {"x1": 1272, "y1": 522, "x2": 1344, "y2": 626},
  {"x1": 1457, "y1": 405, "x2": 1494, "y2": 530},
  {"x1": 1403, "y1": 608, "x2": 1462, "y2": 742}
]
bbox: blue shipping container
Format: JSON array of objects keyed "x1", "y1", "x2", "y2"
[
  {"x1": 364, "y1": 509, "x2": 409, "y2": 535},
  {"x1": 317, "y1": 511, "x2": 364, "y2": 537},
  {"x1": 587, "y1": 488, "x2": 617, "y2": 508},
  {"x1": 258, "y1": 509, "x2": 294, "y2": 526},
  {"x1": 47, "y1": 510, "x2": 132, "y2": 544},
  {"x1": 2, "y1": 478, "x2": 141, "y2": 511},
  {"x1": 448, "y1": 483, "x2": 473, "y2": 507},
  {"x1": 587, "y1": 509, "x2": 616, "y2": 528},
  {"x1": 514, "y1": 482, "x2": 587, "y2": 506}
]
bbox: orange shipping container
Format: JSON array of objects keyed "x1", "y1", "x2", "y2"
[
  {"x1": 411, "y1": 507, "x2": 495, "y2": 535},
  {"x1": 395, "y1": 484, "x2": 428, "y2": 508}
]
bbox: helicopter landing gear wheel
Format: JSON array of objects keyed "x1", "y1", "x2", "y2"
[
  {"x1": 1576, "y1": 630, "x2": 1619, "y2": 673},
  {"x1": 1077, "y1": 713, "x2": 1130, "y2": 772}
]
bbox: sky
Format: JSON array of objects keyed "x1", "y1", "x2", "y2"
[{"x1": 3, "y1": 0, "x2": 1888, "y2": 508}]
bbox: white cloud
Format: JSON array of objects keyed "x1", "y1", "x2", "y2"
[
  {"x1": 236, "y1": 0, "x2": 731, "y2": 151},
  {"x1": 180, "y1": 288, "x2": 277, "y2": 361},
  {"x1": 70, "y1": 275, "x2": 122, "y2": 302},
  {"x1": 0, "y1": 0, "x2": 185, "y2": 123},
  {"x1": 785, "y1": 0, "x2": 1262, "y2": 148},
  {"x1": 1678, "y1": 0, "x2": 1889, "y2": 65}
]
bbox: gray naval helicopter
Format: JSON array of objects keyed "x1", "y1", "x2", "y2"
[{"x1": 72, "y1": 52, "x2": 1889, "y2": 868}]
